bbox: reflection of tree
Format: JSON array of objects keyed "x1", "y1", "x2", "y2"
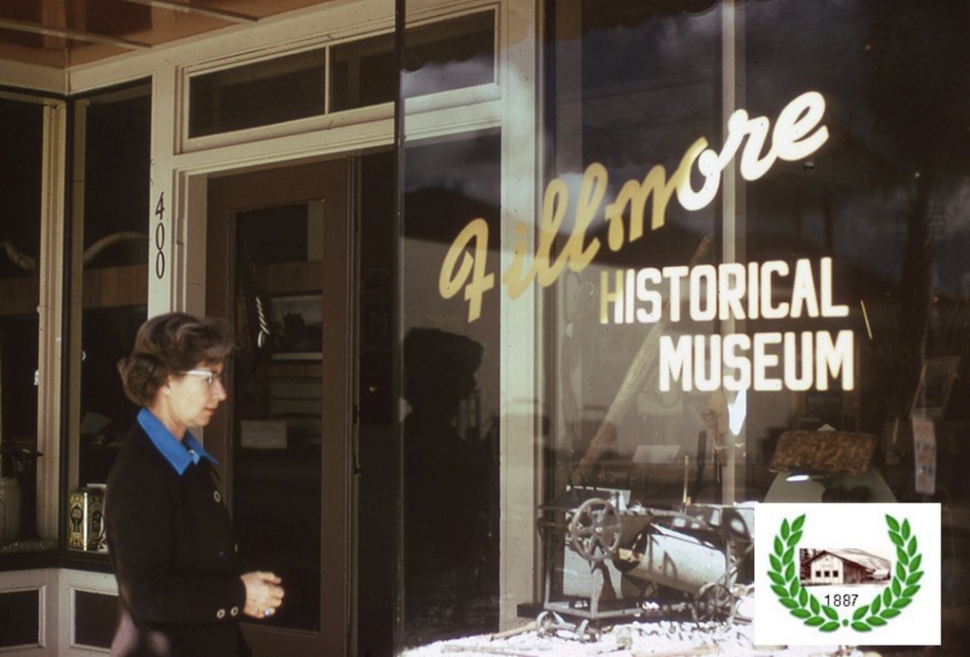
[{"x1": 865, "y1": 0, "x2": 970, "y2": 411}]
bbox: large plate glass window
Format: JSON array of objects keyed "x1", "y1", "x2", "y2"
[
  {"x1": 69, "y1": 83, "x2": 151, "y2": 512},
  {"x1": 0, "y1": 95, "x2": 45, "y2": 549},
  {"x1": 540, "y1": 0, "x2": 726, "y2": 636},
  {"x1": 395, "y1": 1, "x2": 525, "y2": 652},
  {"x1": 398, "y1": 132, "x2": 503, "y2": 647},
  {"x1": 540, "y1": 0, "x2": 970, "y2": 652}
]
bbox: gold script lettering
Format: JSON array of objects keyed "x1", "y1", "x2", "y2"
[
  {"x1": 438, "y1": 218, "x2": 495, "y2": 322},
  {"x1": 503, "y1": 165, "x2": 605, "y2": 298},
  {"x1": 440, "y1": 91, "x2": 829, "y2": 322}
]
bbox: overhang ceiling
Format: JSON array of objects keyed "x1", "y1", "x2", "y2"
[{"x1": 0, "y1": 0, "x2": 335, "y2": 69}]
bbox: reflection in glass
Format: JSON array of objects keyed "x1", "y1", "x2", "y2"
[
  {"x1": 401, "y1": 134, "x2": 501, "y2": 645},
  {"x1": 547, "y1": 0, "x2": 720, "y2": 511},
  {"x1": 541, "y1": 0, "x2": 970, "y2": 651},
  {"x1": 189, "y1": 50, "x2": 326, "y2": 137},
  {"x1": 402, "y1": 11, "x2": 495, "y2": 97},
  {"x1": 332, "y1": 11, "x2": 496, "y2": 112},
  {"x1": 743, "y1": 0, "x2": 970, "y2": 488},
  {"x1": 74, "y1": 85, "x2": 151, "y2": 490},
  {"x1": 231, "y1": 203, "x2": 323, "y2": 633},
  {"x1": 0, "y1": 97, "x2": 44, "y2": 544}
]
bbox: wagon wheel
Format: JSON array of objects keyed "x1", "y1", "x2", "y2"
[
  {"x1": 567, "y1": 498, "x2": 621, "y2": 562},
  {"x1": 576, "y1": 619, "x2": 600, "y2": 642},
  {"x1": 692, "y1": 582, "x2": 736, "y2": 623},
  {"x1": 536, "y1": 611, "x2": 559, "y2": 637}
]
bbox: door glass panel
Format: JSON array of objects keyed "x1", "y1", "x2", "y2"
[{"x1": 231, "y1": 202, "x2": 323, "y2": 633}]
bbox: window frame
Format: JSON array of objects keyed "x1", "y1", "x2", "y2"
[{"x1": 178, "y1": 5, "x2": 502, "y2": 155}]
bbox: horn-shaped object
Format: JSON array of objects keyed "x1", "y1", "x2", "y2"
[{"x1": 0, "y1": 240, "x2": 37, "y2": 271}]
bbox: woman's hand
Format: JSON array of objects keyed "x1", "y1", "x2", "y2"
[{"x1": 240, "y1": 571, "x2": 285, "y2": 619}]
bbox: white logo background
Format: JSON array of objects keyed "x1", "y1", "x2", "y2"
[{"x1": 754, "y1": 503, "x2": 940, "y2": 646}]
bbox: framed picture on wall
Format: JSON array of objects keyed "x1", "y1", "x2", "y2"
[
  {"x1": 910, "y1": 356, "x2": 960, "y2": 419},
  {"x1": 269, "y1": 294, "x2": 322, "y2": 359}
]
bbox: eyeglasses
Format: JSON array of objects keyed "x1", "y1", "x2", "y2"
[{"x1": 183, "y1": 369, "x2": 225, "y2": 388}]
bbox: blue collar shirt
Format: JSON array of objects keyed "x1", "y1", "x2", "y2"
[{"x1": 137, "y1": 407, "x2": 219, "y2": 475}]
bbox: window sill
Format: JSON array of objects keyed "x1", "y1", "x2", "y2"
[{"x1": 0, "y1": 543, "x2": 111, "y2": 574}]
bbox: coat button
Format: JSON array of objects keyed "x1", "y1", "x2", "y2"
[
  {"x1": 231, "y1": 607, "x2": 239, "y2": 617},
  {"x1": 217, "y1": 608, "x2": 226, "y2": 619},
  {"x1": 213, "y1": 490, "x2": 222, "y2": 503}
]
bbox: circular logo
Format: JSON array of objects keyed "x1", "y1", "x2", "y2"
[{"x1": 767, "y1": 514, "x2": 924, "y2": 633}]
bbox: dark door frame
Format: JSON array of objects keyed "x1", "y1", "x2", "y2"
[{"x1": 205, "y1": 158, "x2": 354, "y2": 657}]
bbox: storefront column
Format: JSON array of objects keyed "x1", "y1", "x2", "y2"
[
  {"x1": 499, "y1": 0, "x2": 541, "y2": 629},
  {"x1": 148, "y1": 65, "x2": 179, "y2": 317}
]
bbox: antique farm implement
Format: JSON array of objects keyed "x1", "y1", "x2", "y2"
[{"x1": 536, "y1": 489, "x2": 754, "y2": 640}]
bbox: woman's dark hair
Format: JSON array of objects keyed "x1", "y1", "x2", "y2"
[{"x1": 118, "y1": 312, "x2": 235, "y2": 406}]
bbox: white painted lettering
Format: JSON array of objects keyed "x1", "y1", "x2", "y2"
[
  {"x1": 790, "y1": 259, "x2": 820, "y2": 318},
  {"x1": 660, "y1": 334, "x2": 693, "y2": 392},
  {"x1": 636, "y1": 268, "x2": 663, "y2": 323},
  {"x1": 689, "y1": 265, "x2": 718, "y2": 322},
  {"x1": 760, "y1": 261, "x2": 790, "y2": 319},
  {"x1": 754, "y1": 332, "x2": 783, "y2": 391}
]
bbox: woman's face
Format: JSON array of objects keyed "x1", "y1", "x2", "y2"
[{"x1": 155, "y1": 362, "x2": 227, "y2": 438}]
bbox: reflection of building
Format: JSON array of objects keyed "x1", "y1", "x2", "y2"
[{"x1": 804, "y1": 549, "x2": 891, "y2": 586}]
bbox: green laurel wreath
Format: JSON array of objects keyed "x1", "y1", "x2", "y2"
[{"x1": 768, "y1": 514, "x2": 923, "y2": 632}]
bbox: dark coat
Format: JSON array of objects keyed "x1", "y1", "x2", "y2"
[{"x1": 105, "y1": 423, "x2": 250, "y2": 657}]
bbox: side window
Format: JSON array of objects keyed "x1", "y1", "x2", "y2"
[
  {"x1": 0, "y1": 95, "x2": 45, "y2": 546},
  {"x1": 69, "y1": 84, "x2": 151, "y2": 500}
]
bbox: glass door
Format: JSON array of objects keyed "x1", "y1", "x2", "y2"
[{"x1": 205, "y1": 158, "x2": 352, "y2": 656}]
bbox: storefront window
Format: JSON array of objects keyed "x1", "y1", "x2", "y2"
[
  {"x1": 397, "y1": 0, "x2": 968, "y2": 653},
  {"x1": 743, "y1": 0, "x2": 970, "y2": 445},
  {"x1": 545, "y1": 0, "x2": 721, "y2": 507},
  {"x1": 0, "y1": 95, "x2": 44, "y2": 548},
  {"x1": 70, "y1": 84, "x2": 150, "y2": 500},
  {"x1": 400, "y1": 133, "x2": 502, "y2": 646},
  {"x1": 388, "y1": 0, "x2": 970, "y2": 654},
  {"x1": 537, "y1": 0, "x2": 970, "y2": 652}
]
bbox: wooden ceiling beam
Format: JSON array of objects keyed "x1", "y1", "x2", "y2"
[
  {"x1": 0, "y1": 18, "x2": 151, "y2": 49},
  {"x1": 117, "y1": 0, "x2": 258, "y2": 24}
]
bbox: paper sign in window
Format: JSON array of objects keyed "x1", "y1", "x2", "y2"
[{"x1": 241, "y1": 420, "x2": 288, "y2": 449}]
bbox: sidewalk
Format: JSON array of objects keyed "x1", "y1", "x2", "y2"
[{"x1": 401, "y1": 617, "x2": 871, "y2": 657}]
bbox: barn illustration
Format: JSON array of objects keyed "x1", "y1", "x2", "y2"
[{"x1": 800, "y1": 548, "x2": 891, "y2": 586}]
